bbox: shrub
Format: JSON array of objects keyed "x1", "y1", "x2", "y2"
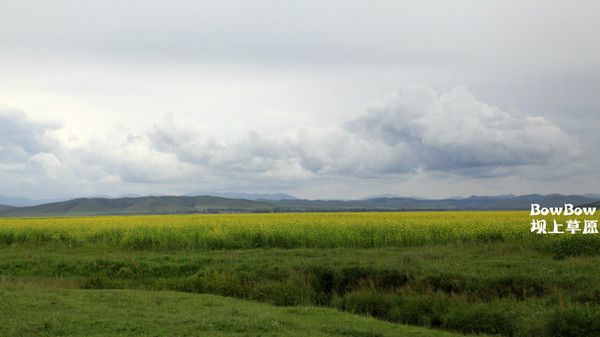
[{"x1": 551, "y1": 304, "x2": 600, "y2": 337}]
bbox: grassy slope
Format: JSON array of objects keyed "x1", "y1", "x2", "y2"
[
  {"x1": 2, "y1": 211, "x2": 599, "y2": 336},
  {"x1": 2, "y1": 244, "x2": 600, "y2": 336},
  {"x1": 0, "y1": 285, "x2": 476, "y2": 337}
]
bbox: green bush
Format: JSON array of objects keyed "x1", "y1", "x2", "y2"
[
  {"x1": 551, "y1": 304, "x2": 600, "y2": 337},
  {"x1": 332, "y1": 290, "x2": 395, "y2": 318},
  {"x1": 388, "y1": 293, "x2": 449, "y2": 327},
  {"x1": 441, "y1": 301, "x2": 518, "y2": 335},
  {"x1": 250, "y1": 281, "x2": 313, "y2": 306}
]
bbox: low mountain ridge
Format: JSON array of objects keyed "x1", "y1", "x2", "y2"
[
  {"x1": 0, "y1": 194, "x2": 597, "y2": 217},
  {"x1": 194, "y1": 192, "x2": 298, "y2": 201},
  {"x1": 0, "y1": 204, "x2": 15, "y2": 212},
  {"x1": 0, "y1": 196, "x2": 273, "y2": 217},
  {"x1": 0, "y1": 195, "x2": 69, "y2": 207}
]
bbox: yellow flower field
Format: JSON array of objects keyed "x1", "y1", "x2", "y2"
[{"x1": 1, "y1": 211, "x2": 594, "y2": 255}]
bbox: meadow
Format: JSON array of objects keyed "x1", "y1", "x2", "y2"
[{"x1": 1, "y1": 211, "x2": 600, "y2": 336}]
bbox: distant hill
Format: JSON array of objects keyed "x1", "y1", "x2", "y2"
[
  {"x1": 0, "y1": 193, "x2": 597, "y2": 217},
  {"x1": 583, "y1": 201, "x2": 600, "y2": 208},
  {"x1": 272, "y1": 194, "x2": 600, "y2": 212},
  {"x1": 195, "y1": 192, "x2": 298, "y2": 201},
  {"x1": 0, "y1": 193, "x2": 297, "y2": 208},
  {"x1": 445, "y1": 194, "x2": 599, "y2": 210},
  {"x1": 0, "y1": 204, "x2": 15, "y2": 212},
  {"x1": 0, "y1": 195, "x2": 68, "y2": 207},
  {"x1": 0, "y1": 196, "x2": 274, "y2": 217}
]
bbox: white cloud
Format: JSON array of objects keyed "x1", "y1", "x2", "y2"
[
  {"x1": 28, "y1": 152, "x2": 63, "y2": 180},
  {"x1": 0, "y1": 108, "x2": 61, "y2": 161},
  {"x1": 348, "y1": 85, "x2": 579, "y2": 175},
  {"x1": 0, "y1": 1, "x2": 597, "y2": 199},
  {"x1": 0, "y1": 85, "x2": 583, "y2": 198},
  {"x1": 133, "y1": 84, "x2": 579, "y2": 182}
]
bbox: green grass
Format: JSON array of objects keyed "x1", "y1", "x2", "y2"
[
  {"x1": 0, "y1": 285, "x2": 480, "y2": 337},
  {"x1": 2, "y1": 243, "x2": 600, "y2": 336},
  {"x1": 2, "y1": 211, "x2": 600, "y2": 336}
]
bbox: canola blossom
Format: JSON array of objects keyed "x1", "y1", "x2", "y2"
[{"x1": 2, "y1": 211, "x2": 596, "y2": 255}]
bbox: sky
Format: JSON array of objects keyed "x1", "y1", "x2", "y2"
[{"x1": 0, "y1": 0, "x2": 599, "y2": 200}]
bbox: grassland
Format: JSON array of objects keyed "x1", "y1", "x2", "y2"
[
  {"x1": 1, "y1": 284, "x2": 478, "y2": 337},
  {"x1": 1, "y1": 211, "x2": 600, "y2": 336}
]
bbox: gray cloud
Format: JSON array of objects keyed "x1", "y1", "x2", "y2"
[
  {"x1": 347, "y1": 85, "x2": 578, "y2": 174},
  {"x1": 0, "y1": 1, "x2": 597, "y2": 200},
  {"x1": 147, "y1": 117, "x2": 225, "y2": 166},
  {"x1": 2, "y1": 1, "x2": 598, "y2": 72},
  {"x1": 0, "y1": 108, "x2": 62, "y2": 164},
  {"x1": 127, "y1": 85, "x2": 579, "y2": 183},
  {"x1": 0, "y1": 108, "x2": 76, "y2": 196},
  {"x1": 0, "y1": 85, "x2": 584, "y2": 198}
]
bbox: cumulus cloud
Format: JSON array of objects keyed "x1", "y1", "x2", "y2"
[
  {"x1": 146, "y1": 116, "x2": 226, "y2": 166},
  {"x1": 145, "y1": 118, "x2": 299, "y2": 179},
  {"x1": 0, "y1": 108, "x2": 62, "y2": 163},
  {"x1": 347, "y1": 84, "x2": 578, "y2": 175},
  {"x1": 0, "y1": 108, "x2": 75, "y2": 196},
  {"x1": 282, "y1": 127, "x2": 415, "y2": 176},
  {"x1": 0, "y1": 108, "x2": 70, "y2": 182},
  {"x1": 0, "y1": 85, "x2": 581, "y2": 198},
  {"x1": 28, "y1": 152, "x2": 64, "y2": 180},
  {"x1": 76, "y1": 130, "x2": 203, "y2": 184},
  {"x1": 81, "y1": 84, "x2": 580, "y2": 185},
  {"x1": 132, "y1": 84, "x2": 578, "y2": 183}
]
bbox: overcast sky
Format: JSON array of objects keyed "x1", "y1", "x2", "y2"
[{"x1": 1, "y1": 0, "x2": 599, "y2": 200}]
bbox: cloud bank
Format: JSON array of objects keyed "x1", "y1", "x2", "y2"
[
  {"x1": 0, "y1": 85, "x2": 580, "y2": 198},
  {"x1": 347, "y1": 85, "x2": 577, "y2": 176}
]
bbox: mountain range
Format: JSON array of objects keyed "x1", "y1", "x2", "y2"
[
  {"x1": 0, "y1": 193, "x2": 597, "y2": 217},
  {"x1": 0, "y1": 192, "x2": 297, "y2": 207}
]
